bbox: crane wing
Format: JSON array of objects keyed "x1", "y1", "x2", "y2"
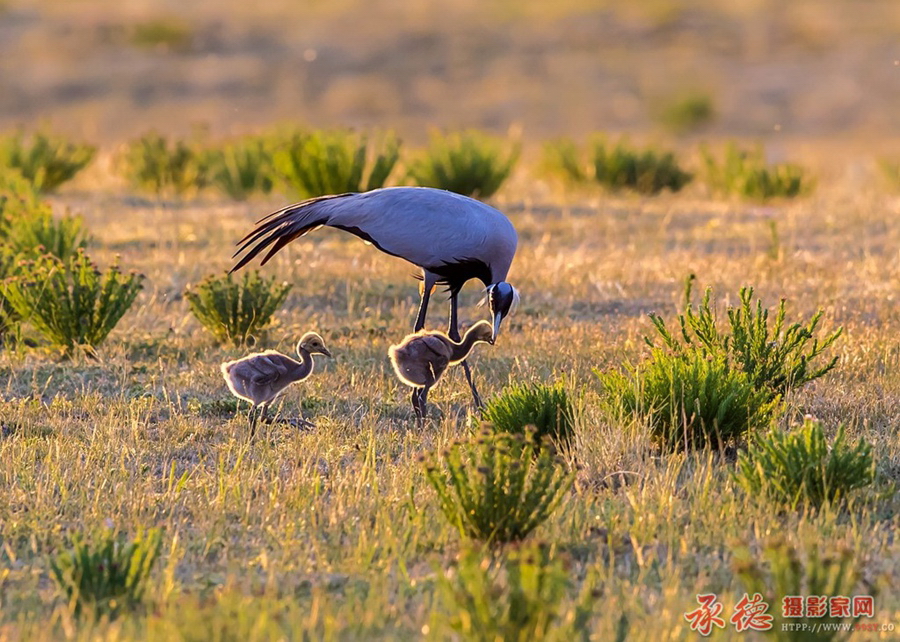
[{"x1": 231, "y1": 187, "x2": 517, "y2": 283}]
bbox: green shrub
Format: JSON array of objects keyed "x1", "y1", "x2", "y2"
[
  {"x1": 541, "y1": 138, "x2": 589, "y2": 183},
  {"x1": 0, "y1": 129, "x2": 95, "y2": 192},
  {"x1": 184, "y1": 270, "x2": 292, "y2": 345},
  {"x1": 0, "y1": 245, "x2": 18, "y2": 338},
  {"x1": 406, "y1": 130, "x2": 520, "y2": 199},
  {"x1": 649, "y1": 286, "x2": 842, "y2": 399},
  {"x1": 482, "y1": 381, "x2": 575, "y2": 450},
  {"x1": 122, "y1": 132, "x2": 209, "y2": 197},
  {"x1": 600, "y1": 349, "x2": 779, "y2": 451},
  {"x1": 0, "y1": 170, "x2": 44, "y2": 234},
  {"x1": 701, "y1": 143, "x2": 811, "y2": 200},
  {"x1": 273, "y1": 129, "x2": 399, "y2": 198},
  {"x1": 4, "y1": 206, "x2": 89, "y2": 263},
  {"x1": 1, "y1": 249, "x2": 144, "y2": 353},
  {"x1": 591, "y1": 139, "x2": 692, "y2": 194},
  {"x1": 432, "y1": 544, "x2": 573, "y2": 641},
  {"x1": 423, "y1": 427, "x2": 573, "y2": 544},
  {"x1": 50, "y1": 529, "x2": 162, "y2": 619},
  {"x1": 130, "y1": 18, "x2": 192, "y2": 52},
  {"x1": 736, "y1": 419, "x2": 874, "y2": 510},
  {"x1": 655, "y1": 91, "x2": 715, "y2": 135},
  {"x1": 204, "y1": 136, "x2": 276, "y2": 200},
  {"x1": 877, "y1": 159, "x2": 900, "y2": 191},
  {"x1": 733, "y1": 539, "x2": 865, "y2": 641}
]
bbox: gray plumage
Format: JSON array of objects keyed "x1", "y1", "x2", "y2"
[
  {"x1": 230, "y1": 187, "x2": 520, "y2": 408},
  {"x1": 389, "y1": 320, "x2": 494, "y2": 419},
  {"x1": 221, "y1": 331, "x2": 332, "y2": 434}
]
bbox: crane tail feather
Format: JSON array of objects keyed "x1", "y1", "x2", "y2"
[{"x1": 231, "y1": 193, "x2": 356, "y2": 272}]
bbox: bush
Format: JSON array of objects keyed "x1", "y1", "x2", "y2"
[
  {"x1": 423, "y1": 427, "x2": 573, "y2": 544},
  {"x1": 1, "y1": 249, "x2": 144, "y2": 353},
  {"x1": 701, "y1": 143, "x2": 811, "y2": 200},
  {"x1": 185, "y1": 270, "x2": 292, "y2": 345},
  {"x1": 541, "y1": 138, "x2": 590, "y2": 184},
  {"x1": 655, "y1": 91, "x2": 715, "y2": 135},
  {"x1": 122, "y1": 132, "x2": 209, "y2": 197},
  {"x1": 4, "y1": 205, "x2": 90, "y2": 263},
  {"x1": 0, "y1": 246, "x2": 18, "y2": 338},
  {"x1": 50, "y1": 529, "x2": 162, "y2": 619},
  {"x1": 878, "y1": 159, "x2": 900, "y2": 191},
  {"x1": 591, "y1": 139, "x2": 692, "y2": 194},
  {"x1": 130, "y1": 18, "x2": 192, "y2": 52},
  {"x1": 432, "y1": 544, "x2": 573, "y2": 641},
  {"x1": 649, "y1": 286, "x2": 842, "y2": 399},
  {"x1": 0, "y1": 170, "x2": 45, "y2": 234},
  {"x1": 600, "y1": 349, "x2": 780, "y2": 451},
  {"x1": 273, "y1": 129, "x2": 399, "y2": 198},
  {"x1": 406, "y1": 130, "x2": 520, "y2": 199},
  {"x1": 733, "y1": 539, "x2": 864, "y2": 641},
  {"x1": 482, "y1": 381, "x2": 575, "y2": 450},
  {"x1": 204, "y1": 136, "x2": 276, "y2": 200},
  {"x1": 736, "y1": 419, "x2": 874, "y2": 510},
  {"x1": 0, "y1": 129, "x2": 95, "y2": 192}
]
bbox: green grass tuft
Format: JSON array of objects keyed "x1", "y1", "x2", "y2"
[
  {"x1": 184, "y1": 270, "x2": 292, "y2": 346},
  {"x1": 121, "y1": 132, "x2": 209, "y2": 197},
  {"x1": 649, "y1": 285, "x2": 843, "y2": 399},
  {"x1": 701, "y1": 142, "x2": 812, "y2": 200},
  {"x1": 600, "y1": 348, "x2": 780, "y2": 451},
  {"x1": 736, "y1": 419, "x2": 874, "y2": 511},
  {"x1": 0, "y1": 130, "x2": 95, "y2": 192},
  {"x1": 1, "y1": 249, "x2": 144, "y2": 353},
  {"x1": 273, "y1": 129, "x2": 400, "y2": 198},
  {"x1": 50, "y1": 529, "x2": 162, "y2": 619},
  {"x1": 654, "y1": 91, "x2": 716, "y2": 135},
  {"x1": 204, "y1": 135, "x2": 276, "y2": 201},
  {"x1": 432, "y1": 544, "x2": 578, "y2": 641},
  {"x1": 482, "y1": 381, "x2": 575, "y2": 450},
  {"x1": 591, "y1": 138, "x2": 692, "y2": 194},
  {"x1": 129, "y1": 19, "x2": 193, "y2": 52},
  {"x1": 543, "y1": 137, "x2": 691, "y2": 194},
  {"x1": 406, "y1": 130, "x2": 520, "y2": 199},
  {"x1": 423, "y1": 427, "x2": 573, "y2": 544}
]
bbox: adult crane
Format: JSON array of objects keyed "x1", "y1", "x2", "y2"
[{"x1": 230, "y1": 186, "x2": 518, "y2": 408}]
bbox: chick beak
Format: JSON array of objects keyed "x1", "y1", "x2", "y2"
[{"x1": 321, "y1": 347, "x2": 333, "y2": 358}]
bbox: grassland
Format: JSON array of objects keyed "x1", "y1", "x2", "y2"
[
  {"x1": 2, "y1": 0, "x2": 900, "y2": 638},
  {"x1": 0, "y1": 147, "x2": 899, "y2": 639}
]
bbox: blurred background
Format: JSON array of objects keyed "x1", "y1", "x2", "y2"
[{"x1": 2, "y1": 0, "x2": 899, "y2": 146}]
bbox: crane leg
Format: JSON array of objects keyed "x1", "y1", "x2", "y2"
[
  {"x1": 449, "y1": 292, "x2": 483, "y2": 409},
  {"x1": 413, "y1": 274, "x2": 436, "y2": 332}
]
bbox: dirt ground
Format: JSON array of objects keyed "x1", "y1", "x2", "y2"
[{"x1": 3, "y1": 0, "x2": 900, "y2": 146}]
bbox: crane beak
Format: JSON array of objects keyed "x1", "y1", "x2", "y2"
[
  {"x1": 321, "y1": 347, "x2": 333, "y2": 358},
  {"x1": 492, "y1": 312, "x2": 503, "y2": 342}
]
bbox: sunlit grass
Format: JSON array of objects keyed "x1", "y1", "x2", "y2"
[{"x1": 0, "y1": 164, "x2": 897, "y2": 639}]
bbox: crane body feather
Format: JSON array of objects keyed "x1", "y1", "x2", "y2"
[{"x1": 232, "y1": 187, "x2": 517, "y2": 292}]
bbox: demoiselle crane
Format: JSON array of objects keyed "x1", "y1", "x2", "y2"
[
  {"x1": 231, "y1": 187, "x2": 518, "y2": 408},
  {"x1": 389, "y1": 320, "x2": 494, "y2": 420},
  {"x1": 221, "y1": 331, "x2": 332, "y2": 435}
]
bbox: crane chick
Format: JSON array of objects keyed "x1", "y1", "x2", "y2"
[
  {"x1": 221, "y1": 332, "x2": 332, "y2": 435},
  {"x1": 389, "y1": 320, "x2": 494, "y2": 420}
]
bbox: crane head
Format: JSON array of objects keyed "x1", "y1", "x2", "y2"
[{"x1": 486, "y1": 282, "x2": 519, "y2": 341}]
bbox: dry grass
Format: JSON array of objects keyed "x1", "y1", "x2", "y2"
[{"x1": 0, "y1": 149, "x2": 898, "y2": 638}]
